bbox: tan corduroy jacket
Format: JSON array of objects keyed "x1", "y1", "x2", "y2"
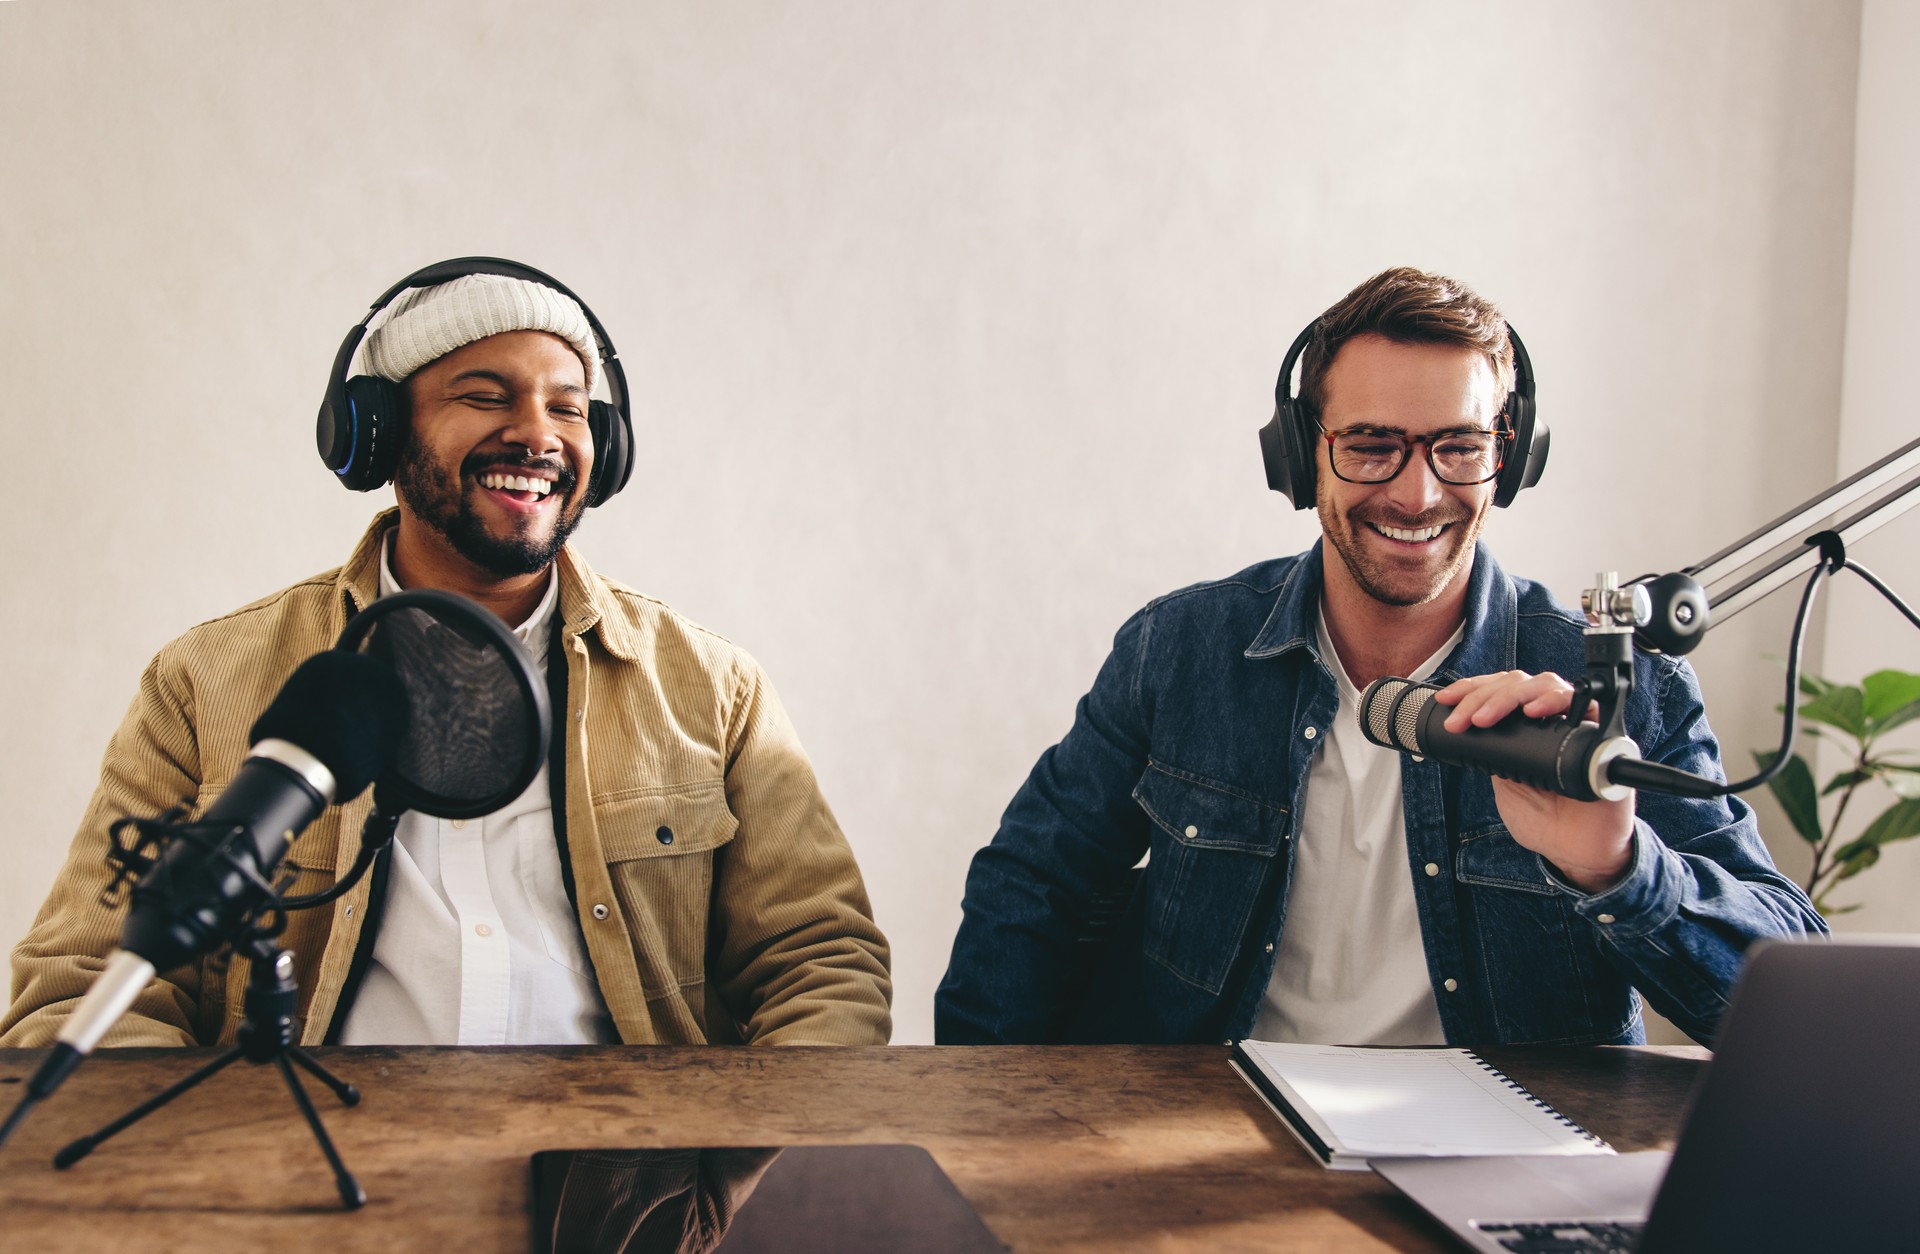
[{"x1": 1, "y1": 512, "x2": 891, "y2": 1049}]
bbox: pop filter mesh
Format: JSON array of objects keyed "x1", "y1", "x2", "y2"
[{"x1": 337, "y1": 590, "x2": 550, "y2": 819}]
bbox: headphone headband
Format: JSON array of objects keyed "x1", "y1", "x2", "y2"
[{"x1": 317, "y1": 257, "x2": 635, "y2": 505}]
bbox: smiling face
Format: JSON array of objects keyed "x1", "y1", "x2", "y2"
[
  {"x1": 1314, "y1": 333, "x2": 1502, "y2": 609},
  {"x1": 392, "y1": 330, "x2": 595, "y2": 583}
]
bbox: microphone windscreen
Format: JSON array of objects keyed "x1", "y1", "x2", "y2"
[
  {"x1": 1358, "y1": 677, "x2": 1440, "y2": 753},
  {"x1": 248, "y1": 651, "x2": 410, "y2": 799}
]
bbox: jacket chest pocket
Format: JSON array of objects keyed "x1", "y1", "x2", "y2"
[
  {"x1": 597, "y1": 781, "x2": 739, "y2": 997},
  {"x1": 1131, "y1": 763, "x2": 1289, "y2": 996}
]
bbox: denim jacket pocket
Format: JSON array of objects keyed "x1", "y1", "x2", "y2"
[
  {"x1": 1131, "y1": 763, "x2": 1289, "y2": 996},
  {"x1": 1453, "y1": 824, "x2": 1634, "y2": 1044},
  {"x1": 596, "y1": 781, "x2": 738, "y2": 995}
]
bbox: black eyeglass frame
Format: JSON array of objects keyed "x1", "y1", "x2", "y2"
[{"x1": 1313, "y1": 416, "x2": 1516, "y2": 487}]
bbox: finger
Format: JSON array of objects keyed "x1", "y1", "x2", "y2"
[
  {"x1": 1440, "y1": 671, "x2": 1532, "y2": 730},
  {"x1": 1446, "y1": 672, "x2": 1574, "y2": 731}
]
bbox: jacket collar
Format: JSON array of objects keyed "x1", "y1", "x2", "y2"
[
  {"x1": 1243, "y1": 539, "x2": 1518, "y2": 681},
  {"x1": 334, "y1": 509, "x2": 639, "y2": 662}
]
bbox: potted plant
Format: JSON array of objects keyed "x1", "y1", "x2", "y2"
[{"x1": 1758, "y1": 668, "x2": 1920, "y2": 914}]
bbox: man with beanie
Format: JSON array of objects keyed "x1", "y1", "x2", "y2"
[{"x1": 3, "y1": 262, "x2": 892, "y2": 1049}]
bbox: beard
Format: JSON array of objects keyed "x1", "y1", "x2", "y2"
[
  {"x1": 393, "y1": 442, "x2": 586, "y2": 578},
  {"x1": 1318, "y1": 488, "x2": 1484, "y2": 608}
]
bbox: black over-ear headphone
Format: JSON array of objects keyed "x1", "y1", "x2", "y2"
[
  {"x1": 1258, "y1": 319, "x2": 1548, "y2": 510},
  {"x1": 316, "y1": 257, "x2": 635, "y2": 507}
]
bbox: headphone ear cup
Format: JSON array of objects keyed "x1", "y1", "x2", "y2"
[
  {"x1": 1491, "y1": 393, "x2": 1547, "y2": 508},
  {"x1": 1260, "y1": 401, "x2": 1318, "y2": 510},
  {"x1": 324, "y1": 375, "x2": 403, "y2": 492},
  {"x1": 585, "y1": 400, "x2": 633, "y2": 507}
]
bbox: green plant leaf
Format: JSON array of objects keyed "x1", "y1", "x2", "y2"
[
  {"x1": 1832, "y1": 844, "x2": 1881, "y2": 880},
  {"x1": 1822, "y1": 768, "x2": 1876, "y2": 797},
  {"x1": 1869, "y1": 698, "x2": 1920, "y2": 739},
  {"x1": 1853, "y1": 797, "x2": 1920, "y2": 849},
  {"x1": 1799, "y1": 686, "x2": 1868, "y2": 738},
  {"x1": 1862, "y1": 670, "x2": 1920, "y2": 723},
  {"x1": 1755, "y1": 750, "x2": 1823, "y2": 845},
  {"x1": 1798, "y1": 671, "x2": 1840, "y2": 699}
]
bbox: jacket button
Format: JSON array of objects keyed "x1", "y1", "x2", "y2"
[
  {"x1": 1303, "y1": 726, "x2": 1317, "y2": 740},
  {"x1": 1183, "y1": 825, "x2": 1198, "y2": 839},
  {"x1": 1424, "y1": 862, "x2": 1440, "y2": 877},
  {"x1": 1597, "y1": 913, "x2": 1616, "y2": 924},
  {"x1": 1443, "y1": 978, "x2": 1459, "y2": 992},
  {"x1": 1264, "y1": 942, "x2": 1274, "y2": 954},
  {"x1": 656, "y1": 826, "x2": 675, "y2": 845},
  {"x1": 592, "y1": 903, "x2": 610, "y2": 921}
]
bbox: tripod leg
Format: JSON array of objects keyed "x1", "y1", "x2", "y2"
[
  {"x1": 54, "y1": 1047, "x2": 245, "y2": 1169},
  {"x1": 274, "y1": 1054, "x2": 366, "y2": 1210},
  {"x1": 285, "y1": 1045, "x2": 361, "y2": 1107}
]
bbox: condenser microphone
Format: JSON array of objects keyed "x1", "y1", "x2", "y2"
[
  {"x1": 7, "y1": 650, "x2": 408, "y2": 1129},
  {"x1": 1357, "y1": 676, "x2": 1640, "y2": 803}
]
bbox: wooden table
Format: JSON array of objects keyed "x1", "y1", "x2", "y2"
[{"x1": 0, "y1": 1044, "x2": 1706, "y2": 1252}]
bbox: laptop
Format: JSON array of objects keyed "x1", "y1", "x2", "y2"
[{"x1": 1372, "y1": 937, "x2": 1920, "y2": 1253}]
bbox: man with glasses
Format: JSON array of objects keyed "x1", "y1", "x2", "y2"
[{"x1": 935, "y1": 266, "x2": 1821, "y2": 1048}]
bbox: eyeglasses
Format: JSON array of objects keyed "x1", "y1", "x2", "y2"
[{"x1": 1315, "y1": 419, "x2": 1512, "y2": 486}]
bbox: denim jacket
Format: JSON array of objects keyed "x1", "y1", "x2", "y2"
[{"x1": 936, "y1": 543, "x2": 1825, "y2": 1047}]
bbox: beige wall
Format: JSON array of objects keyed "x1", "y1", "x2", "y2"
[
  {"x1": 1819, "y1": 0, "x2": 1920, "y2": 927},
  {"x1": 0, "y1": 1, "x2": 1872, "y2": 1043}
]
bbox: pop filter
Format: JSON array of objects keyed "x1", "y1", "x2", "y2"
[{"x1": 335, "y1": 588, "x2": 552, "y2": 819}]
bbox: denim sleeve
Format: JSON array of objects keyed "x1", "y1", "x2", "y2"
[
  {"x1": 934, "y1": 610, "x2": 1155, "y2": 1043},
  {"x1": 1542, "y1": 657, "x2": 1828, "y2": 1044}
]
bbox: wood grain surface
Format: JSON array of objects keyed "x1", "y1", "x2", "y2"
[{"x1": 0, "y1": 1044, "x2": 1706, "y2": 1253}]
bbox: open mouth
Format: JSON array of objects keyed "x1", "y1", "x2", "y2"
[
  {"x1": 1366, "y1": 521, "x2": 1448, "y2": 545},
  {"x1": 476, "y1": 470, "x2": 554, "y2": 504}
]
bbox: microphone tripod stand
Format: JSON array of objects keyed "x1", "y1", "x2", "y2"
[{"x1": 52, "y1": 936, "x2": 367, "y2": 1210}]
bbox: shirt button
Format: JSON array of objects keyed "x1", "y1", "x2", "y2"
[
  {"x1": 1597, "y1": 913, "x2": 1616, "y2": 924},
  {"x1": 1184, "y1": 825, "x2": 1198, "y2": 839},
  {"x1": 592, "y1": 903, "x2": 610, "y2": 921},
  {"x1": 656, "y1": 825, "x2": 675, "y2": 845},
  {"x1": 1303, "y1": 726, "x2": 1317, "y2": 740},
  {"x1": 1424, "y1": 862, "x2": 1440, "y2": 877},
  {"x1": 1443, "y1": 978, "x2": 1459, "y2": 992},
  {"x1": 474, "y1": 923, "x2": 493, "y2": 938},
  {"x1": 450, "y1": 818, "x2": 466, "y2": 830}
]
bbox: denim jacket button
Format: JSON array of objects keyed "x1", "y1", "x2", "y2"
[
  {"x1": 1303, "y1": 726, "x2": 1317, "y2": 740},
  {"x1": 1184, "y1": 825, "x2": 1198, "y2": 839},
  {"x1": 1443, "y1": 978, "x2": 1459, "y2": 992},
  {"x1": 1597, "y1": 913, "x2": 1616, "y2": 924},
  {"x1": 1424, "y1": 862, "x2": 1440, "y2": 877}
]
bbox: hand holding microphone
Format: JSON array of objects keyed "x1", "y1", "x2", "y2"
[{"x1": 1358, "y1": 669, "x2": 1637, "y2": 892}]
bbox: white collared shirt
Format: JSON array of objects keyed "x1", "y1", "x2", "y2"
[
  {"x1": 337, "y1": 542, "x2": 616, "y2": 1045},
  {"x1": 1252, "y1": 610, "x2": 1463, "y2": 1046}
]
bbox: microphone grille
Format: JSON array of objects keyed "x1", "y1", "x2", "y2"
[{"x1": 1358, "y1": 676, "x2": 1435, "y2": 753}]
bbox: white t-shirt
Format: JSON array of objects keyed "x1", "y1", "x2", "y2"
[
  {"x1": 337, "y1": 544, "x2": 617, "y2": 1045},
  {"x1": 1250, "y1": 610, "x2": 1463, "y2": 1045}
]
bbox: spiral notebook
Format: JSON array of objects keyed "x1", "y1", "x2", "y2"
[{"x1": 1229, "y1": 1041, "x2": 1611, "y2": 1171}]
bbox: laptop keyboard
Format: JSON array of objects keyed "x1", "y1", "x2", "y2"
[{"x1": 1474, "y1": 1220, "x2": 1645, "y2": 1253}]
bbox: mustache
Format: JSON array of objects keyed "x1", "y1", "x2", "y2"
[
  {"x1": 462, "y1": 451, "x2": 580, "y2": 495},
  {"x1": 1353, "y1": 506, "x2": 1469, "y2": 530}
]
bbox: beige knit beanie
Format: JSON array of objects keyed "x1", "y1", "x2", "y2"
[{"x1": 362, "y1": 272, "x2": 602, "y2": 394}]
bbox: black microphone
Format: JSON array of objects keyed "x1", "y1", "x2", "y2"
[
  {"x1": 1356, "y1": 677, "x2": 1639, "y2": 803},
  {"x1": 12, "y1": 650, "x2": 408, "y2": 1123}
]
